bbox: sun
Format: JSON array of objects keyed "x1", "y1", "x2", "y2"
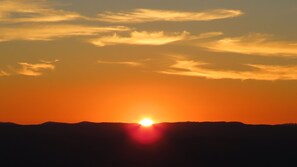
[{"x1": 139, "y1": 118, "x2": 154, "y2": 127}]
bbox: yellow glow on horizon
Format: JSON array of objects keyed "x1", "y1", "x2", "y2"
[{"x1": 139, "y1": 118, "x2": 154, "y2": 127}]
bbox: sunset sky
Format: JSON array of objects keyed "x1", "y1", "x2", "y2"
[{"x1": 1, "y1": 0, "x2": 297, "y2": 124}]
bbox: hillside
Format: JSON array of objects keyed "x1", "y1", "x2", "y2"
[{"x1": 1, "y1": 122, "x2": 296, "y2": 167}]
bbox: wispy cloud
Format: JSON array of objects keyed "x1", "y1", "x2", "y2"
[
  {"x1": 0, "y1": 24, "x2": 130, "y2": 42},
  {"x1": 40, "y1": 59, "x2": 60, "y2": 64},
  {"x1": 201, "y1": 34, "x2": 297, "y2": 57},
  {"x1": 160, "y1": 57, "x2": 297, "y2": 81},
  {"x1": 90, "y1": 31, "x2": 190, "y2": 46},
  {"x1": 97, "y1": 60, "x2": 143, "y2": 67},
  {"x1": 96, "y1": 9, "x2": 243, "y2": 23},
  {"x1": 0, "y1": 0, "x2": 82, "y2": 23},
  {"x1": 0, "y1": 60, "x2": 58, "y2": 77},
  {"x1": 0, "y1": 70, "x2": 10, "y2": 77},
  {"x1": 0, "y1": 1, "x2": 243, "y2": 24},
  {"x1": 89, "y1": 31, "x2": 222, "y2": 47},
  {"x1": 195, "y1": 32, "x2": 224, "y2": 39},
  {"x1": 17, "y1": 62, "x2": 56, "y2": 76}
]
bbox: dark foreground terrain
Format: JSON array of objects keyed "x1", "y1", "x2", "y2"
[{"x1": 1, "y1": 122, "x2": 297, "y2": 167}]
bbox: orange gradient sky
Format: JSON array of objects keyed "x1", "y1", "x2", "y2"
[{"x1": 1, "y1": 0, "x2": 297, "y2": 124}]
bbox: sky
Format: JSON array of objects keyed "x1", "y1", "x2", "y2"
[{"x1": 0, "y1": 0, "x2": 297, "y2": 124}]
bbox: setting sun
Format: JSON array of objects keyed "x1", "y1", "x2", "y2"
[{"x1": 139, "y1": 118, "x2": 154, "y2": 127}]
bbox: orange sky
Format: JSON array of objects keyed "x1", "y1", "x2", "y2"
[{"x1": 0, "y1": 0, "x2": 297, "y2": 124}]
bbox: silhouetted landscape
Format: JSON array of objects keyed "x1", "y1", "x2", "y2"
[{"x1": 1, "y1": 122, "x2": 297, "y2": 167}]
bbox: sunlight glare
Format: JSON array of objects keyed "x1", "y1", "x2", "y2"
[{"x1": 139, "y1": 118, "x2": 154, "y2": 127}]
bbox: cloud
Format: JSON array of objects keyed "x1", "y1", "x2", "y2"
[
  {"x1": 0, "y1": 1, "x2": 243, "y2": 24},
  {"x1": 40, "y1": 59, "x2": 60, "y2": 64},
  {"x1": 17, "y1": 61, "x2": 56, "y2": 76},
  {"x1": 0, "y1": 0, "x2": 82, "y2": 23},
  {"x1": 0, "y1": 60, "x2": 58, "y2": 77},
  {"x1": 97, "y1": 60, "x2": 143, "y2": 67},
  {"x1": 0, "y1": 70, "x2": 10, "y2": 77},
  {"x1": 0, "y1": 24, "x2": 130, "y2": 42},
  {"x1": 195, "y1": 32, "x2": 224, "y2": 39},
  {"x1": 89, "y1": 31, "x2": 221, "y2": 47},
  {"x1": 96, "y1": 9, "x2": 243, "y2": 23},
  {"x1": 90, "y1": 31, "x2": 191, "y2": 46},
  {"x1": 160, "y1": 57, "x2": 297, "y2": 81},
  {"x1": 202, "y1": 34, "x2": 297, "y2": 57}
]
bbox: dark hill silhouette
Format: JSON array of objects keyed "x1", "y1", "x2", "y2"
[{"x1": 0, "y1": 122, "x2": 297, "y2": 167}]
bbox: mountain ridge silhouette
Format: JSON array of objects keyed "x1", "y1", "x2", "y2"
[{"x1": 1, "y1": 122, "x2": 296, "y2": 167}]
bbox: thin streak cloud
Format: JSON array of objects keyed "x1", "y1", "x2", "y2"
[
  {"x1": 160, "y1": 58, "x2": 297, "y2": 81},
  {"x1": 17, "y1": 62, "x2": 56, "y2": 76},
  {"x1": 97, "y1": 60, "x2": 143, "y2": 67},
  {"x1": 0, "y1": 25, "x2": 130, "y2": 42},
  {"x1": 40, "y1": 59, "x2": 60, "y2": 64},
  {"x1": 90, "y1": 31, "x2": 190, "y2": 46},
  {"x1": 0, "y1": 70, "x2": 9, "y2": 77},
  {"x1": 96, "y1": 9, "x2": 243, "y2": 23},
  {"x1": 0, "y1": 60, "x2": 58, "y2": 77},
  {"x1": 202, "y1": 34, "x2": 297, "y2": 57},
  {"x1": 89, "y1": 31, "x2": 222, "y2": 47},
  {"x1": 0, "y1": 0, "x2": 82, "y2": 23}
]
